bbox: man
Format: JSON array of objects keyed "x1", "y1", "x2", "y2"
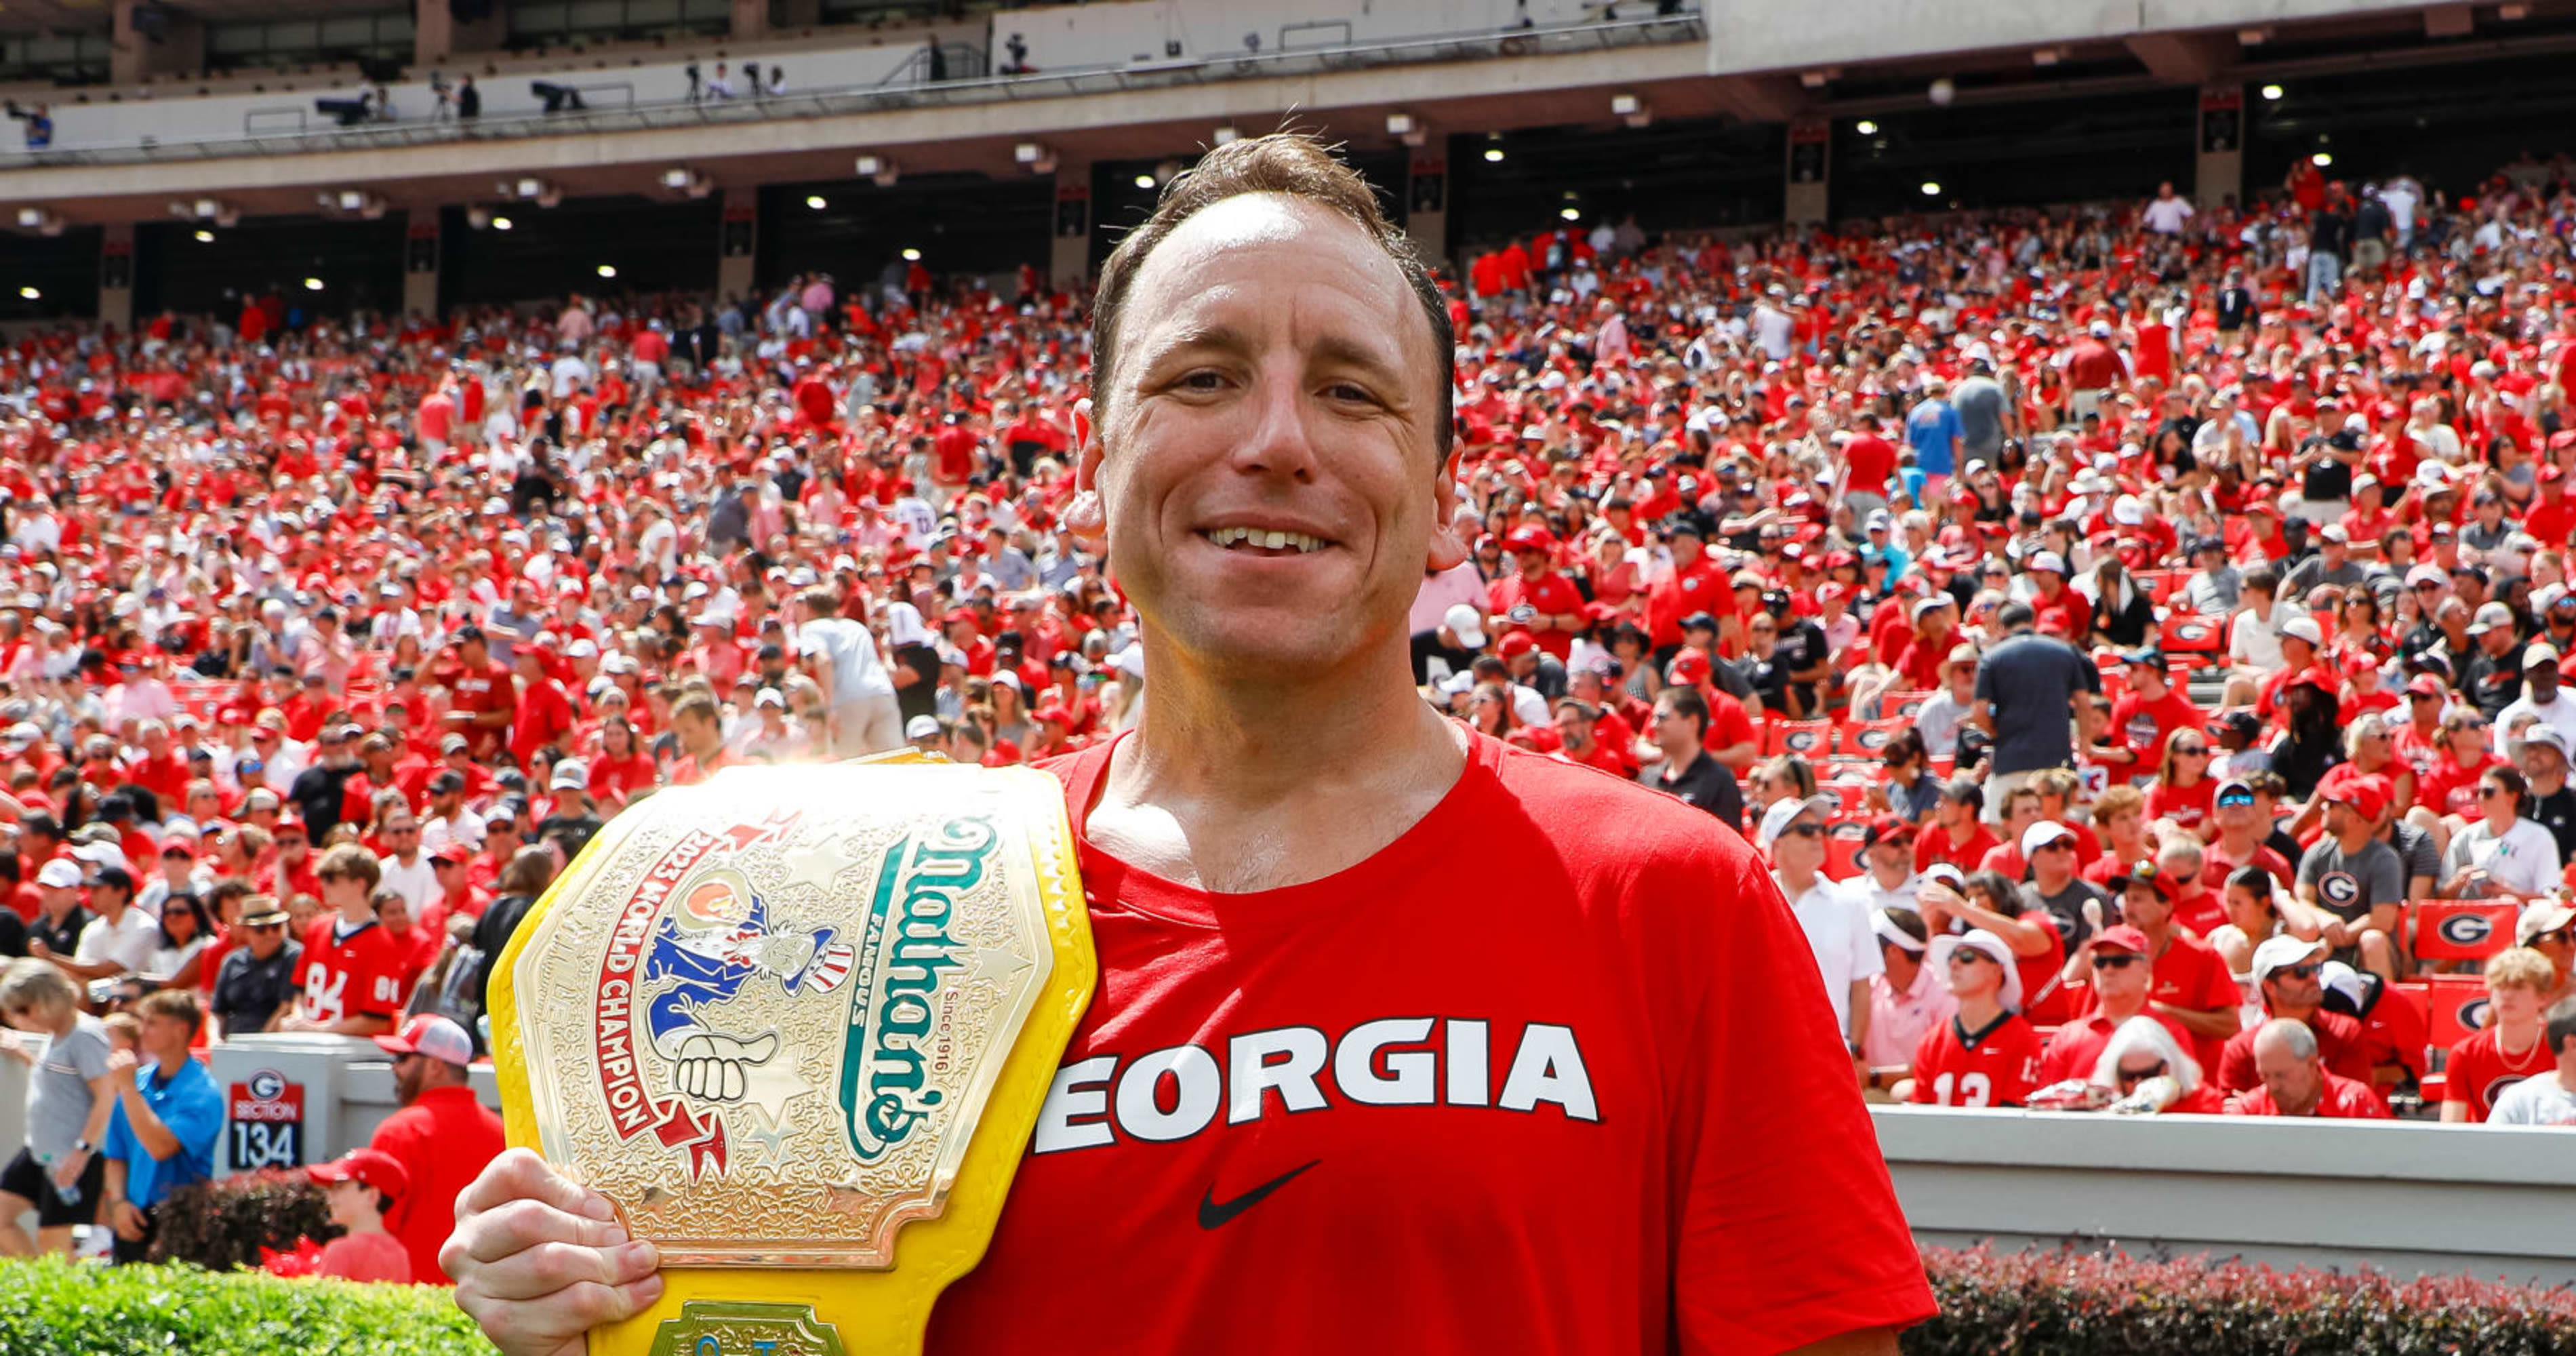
[
  {"x1": 287, "y1": 725, "x2": 365, "y2": 841},
  {"x1": 1905, "y1": 928, "x2": 2041, "y2": 1107},
  {"x1": 98, "y1": 989, "x2": 222, "y2": 1263},
  {"x1": 46, "y1": 866, "x2": 155, "y2": 984},
  {"x1": 376, "y1": 810, "x2": 439, "y2": 918},
  {"x1": 24, "y1": 859, "x2": 89, "y2": 961},
  {"x1": 2215, "y1": 936, "x2": 2373, "y2": 1096},
  {"x1": 0, "y1": 960, "x2": 109, "y2": 1256},
  {"x1": 796, "y1": 589, "x2": 903, "y2": 756},
  {"x1": 1850, "y1": 818, "x2": 1921, "y2": 917},
  {"x1": 2294, "y1": 774, "x2": 2404, "y2": 982},
  {"x1": 1766, "y1": 793, "x2": 1878, "y2": 1075},
  {"x1": 2141, "y1": 180, "x2": 2194, "y2": 235},
  {"x1": 2226, "y1": 1018, "x2": 2390, "y2": 1119},
  {"x1": 209, "y1": 897, "x2": 302, "y2": 1038},
  {"x1": 282, "y1": 844, "x2": 401, "y2": 1037},
  {"x1": 2464, "y1": 601, "x2": 2528, "y2": 720},
  {"x1": 1861, "y1": 910, "x2": 1952, "y2": 1098},
  {"x1": 2015, "y1": 820, "x2": 2108, "y2": 952},
  {"x1": 1410, "y1": 603, "x2": 1486, "y2": 686},
  {"x1": 2200, "y1": 778, "x2": 2295, "y2": 889},
  {"x1": 2280, "y1": 525, "x2": 2365, "y2": 603},
  {"x1": 2488, "y1": 997, "x2": 2576, "y2": 1125},
  {"x1": 2038, "y1": 925, "x2": 2194, "y2": 1085},
  {"x1": 1550, "y1": 701, "x2": 1624, "y2": 776},
  {"x1": 1487, "y1": 525, "x2": 1585, "y2": 662},
  {"x1": 510, "y1": 645, "x2": 576, "y2": 770},
  {"x1": 443, "y1": 626, "x2": 519, "y2": 763},
  {"x1": 1641, "y1": 685, "x2": 1742, "y2": 831},
  {"x1": 1913, "y1": 780, "x2": 1998, "y2": 876},
  {"x1": 368, "y1": 1014, "x2": 507, "y2": 1283},
  {"x1": 2499, "y1": 643, "x2": 2576, "y2": 753},
  {"x1": 2517, "y1": 725, "x2": 2576, "y2": 860},
  {"x1": 1973, "y1": 601, "x2": 2101, "y2": 820},
  {"x1": 448, "y1": 134, "x2": 1932, "y2": 1355},
  {"x1": 2101, "y1": 860, "x2": 2242, "y2": 1077},
  {"x1": 2104, "y1": 651, "x2": 2203, "y2": 780},
  {"x1": 536, "y1": 761, "x2": 606, "y2": 862}
]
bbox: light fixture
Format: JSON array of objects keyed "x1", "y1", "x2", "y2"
[
  {"x1": 2238, "y1": 26, "x2": 2269, "y2": 45},
  {"x1": 1133, "y1": 173, "x2": 1155, "y2": 189},
  {"x1": 338, "y1": 189, "x2": 365, "y2": 210},
  {"x1": 2501, "y1": 3, "x2": 2530, "y2": 17},
  {"x1": 16, "y1": 286, "x2": 36, "y2": 300},
  {"x1": 1384, "y1": 111, "x2": 1414, "y2": 136},
  {"x1": 2261, "y1": 83, "x2": 2284, "y2": 101},
  {"x1": 1032, "y1": 154, "x2": 1058, "y2": 174},
  {"x1": 805, "y1": 194, "x2": 827, "y2": 210},
  {"x1": 900, "y1": 247, "x2": 921, "y2": 261},
  {"x1": 661, "y1": 167, "x2": 693, "y2": 189},
  {"x1": 1854, "y1": 119, "x2": 1878, "y2": 135},
  {"x1": 596, "y1": 264, "x2": 617, "y2": 278},
  {"x1": 1483, "y1": 147, "x2": 1504, "y2": 163},
  {"x1": 194, "y1": 229, "x2": 214, "y2": 242},
  {"x1": 1211, "y1": 125, "x2": 1239, "y2": 146},
  {"x1": 1920, "y1": 180, "x2": 1942, "y2": 196},
  {"x1": 1153, "y1": 159, "x2": 1182, "y2": 185},
  {"x1": 194, "y1": 197, "x2": 217, "y2": 218},
  {"x1": 2310, "y1": 151, "x2": 2333, "y2": 167},
  {"x1": 466, "y1": 207, "x2": 491, "y2": 229},
  {"x1": 1014, "y1": 142, "x2": 1044, "y2": 164},
  {"x1": 14, "y1": 207, "x2": 39, "y2": 228},
  {"x1": 1609, "y1": 92, "x2": 1641, "y2": 117},
  {"x1": 1799, "y1": 68, "x2": 1839, "y2": 88},
  {"x1": 491, "y1": 215, "x2": 514, "y2": 231},
  {"x1": 1558, "y1": 207, "x2": 1580, "y2": 221},
  {"x1": 853, "y1": 154, "x2": 883, "y2": 176},
  {"x1": 302, "y1": 277, "x2": 324, "y2": 291},
  {"x1": 515, "y1": 177, "x2": 543, "y2": 199},
  {"x1": 2032, "y1": 47, "x2": 2061, "y2": 66}
]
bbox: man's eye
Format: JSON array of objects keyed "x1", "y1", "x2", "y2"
[{"x1": 1176, "y1": 372, "x2": 1226, "y2": 391}]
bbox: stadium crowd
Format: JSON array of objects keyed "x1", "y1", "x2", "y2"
[{"x1": 8, "y1": 143, "x2": 2576, "y2": 1279}]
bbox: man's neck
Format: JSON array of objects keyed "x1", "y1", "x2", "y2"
[
  {"x1": 2033, "y1": 871, "x2": 2072, "y2": 895},
  {"x1": 1956, "y1": 993, "x2": 2006, "y2": 1029},
  {"x1": 1776, "y1": 863, "x2": 1818, "y2": 896},
  {"x1": 2336, "y1": 829, "x2": 2374, "y2": 854},
  {"x1": 336, "y1": 903, "x2": 373, "y2": 928},
  {"x1": 153, "y1": 1048, "x2": 188, "y2": 1078},
  {"x1": 1660, "y1": 741, "x2": 1701, "y2": 776}
]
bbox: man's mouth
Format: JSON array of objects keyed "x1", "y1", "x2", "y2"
[{"x1": 1201, "y1": 527, "x2": 1331, "y2": 557}]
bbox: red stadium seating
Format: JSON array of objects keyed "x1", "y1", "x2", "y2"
[
  {"x1": 2421, "y1": 974, "x2": 2492, "y2": 1053},
  {"x1": 1834, "y1": 719, "x2": 1909, "y2": 759},
  {"x1": 1823, "y1": 817, "x2": 1868, "y2": 880},
  {"x1": 1767, "y1": 719, "x2": 1832, "y2": 759},
  {"x1": 2158, "y1": 613, "x2": 2225, "y2": 654},
  {"x1": 2409, "y1": 900, "x2": 2518, "y2": 963}
]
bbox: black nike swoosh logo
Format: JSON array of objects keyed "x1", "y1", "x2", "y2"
[{"x1": 1196, "y1": 1159, "x2": 1321, "y2": 1231}]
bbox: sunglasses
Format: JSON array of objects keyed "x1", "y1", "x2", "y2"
[
  {"x1": 1780, "y1": 822, "x2": 1824, "y2": 839},
  {"x1": 2115, "y1": 1060, "x2": 2168, "y2": 1088},
  {"x1": 2274, "y1": 961, "x2": 2323, "y2": 980},
  {"x1": 2093, "y1": 953, "x2": 2146, "y2": 970},
  {"x1": 2172, "y1": 745, "x2": 2207, "y2": 756},
  {"x1": 2537, "y1": 928, "x2": 2576, "y2": 946},
  {"x1": 2216, "y1": 791, "x2": 2256, "y2": 807},
  {"x1": 1947, "y1": 949, "x2": 1997, "y2": 966}
]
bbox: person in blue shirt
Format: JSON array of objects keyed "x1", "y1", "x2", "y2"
[
  {"x1": 100, "y1": 989, "x2": 223, "y2": 1264},
  {"x1": 1906, "y1": 377, "x2": 1964, "y2": 484}
]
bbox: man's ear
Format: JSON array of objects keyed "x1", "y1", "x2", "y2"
[
  {"x1": 1065, "y1": 397, "x2": 1106, "y2": 551},
  {"x1": 1425, "y1": 445, "x2": 1468, "y2": 573}
]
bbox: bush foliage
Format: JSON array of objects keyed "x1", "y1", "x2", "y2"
[
  {"x1": 1906, "y1": 1245, "x2": 2576, "y2": 1355},
  {"x1": 0, "y1": 1256, "x2": 496, "y2": 1355},
  {"x1": 147, "y1": 1168, "x2": 331, "y2": 1271}
]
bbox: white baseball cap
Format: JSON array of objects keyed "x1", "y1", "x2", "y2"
[
  {"x1": 1443, "y1": 603, "x2": 1487, "y2": 650},
  {"x1": 1929, "y1": 928, "x2": 2024, "y2": 1008},
  {"x1": 2249, "y1": 934, "x2": 2329, "y2": 980},
  {"x1": 2020, "y1": 820, "x2": 2076, "y2": 858}
]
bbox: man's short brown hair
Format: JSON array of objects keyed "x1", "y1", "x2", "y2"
[
  {"x1": 315, "y1": 842, "x2": 382, "y2": 893},
  {"x1": 136, "y1": 987, "x2": 201, "y2": 1031},
  {"x1": 1090, "y1": 131, "x2": 1454, "y2": 458}
]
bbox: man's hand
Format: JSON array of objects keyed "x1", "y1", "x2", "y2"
[
  {"x1": 24, "y1": 937, "x2": 48, "y2": 959},
  {"x1": 106, "y1": 1048, "x2": 139, "y2": 1089},
  {"x1": 447, "y1": 1148, "x2": 664, "y2": 1356},
  {"x1": 51, "y1": 1148, "x2": 88, "y2": 1191},
  {"x1": 110, "y1": 1199, "x2": 148, "y2": 1242}
]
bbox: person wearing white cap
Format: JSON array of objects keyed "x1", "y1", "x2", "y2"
[
  {"x1": 26, "y1": 858, "x2": 88, "y2": 959},
  {"x1": 2497, "y1": 642, "x2": 2576, "y2": 757},
  {"x1": 2214, "y1": 936, "x2": 2375, "y2": 1098},
  {"x1": 1860, "y1": 909, "x2": 1954, "y2": 1100},
  {"x1": 2279, "y1": 521, "x2": 2364, "y2": 603},
  {"x1": 2514, "y1": 726, "x2": 2576, "y2": 862},
  {"x1": 2463, "y1": 600, "x2": 2531, "y2": 720},
  {"x1": 1411, "y1": 602, "x2": 1487, "y2": 686},
  {"x1": 1899, "y1": 928, "x2": 2040, "y2": 1106},
  {"x1": 1764, "y1": 793, "x2": 1878, "y2": 1069}
]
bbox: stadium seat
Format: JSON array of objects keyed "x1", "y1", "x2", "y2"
[
  {"x1": 2409, "y1": 900, "x2": 2517, "y2": 964},
  {"x1": 2138, "y1": 569, "x2": 2186, "y2": 607},
  {"x1": 2158, "y1": 613, "x2": 2225, "y2": 654},
  {"x1": 2421, "y1": 974, "x2": 2491, "y2": 1052},
  {"x1": 1767, "y1": 719, "x2": 1832, "y2": 759},
  {"x1": 1834, "y1": 719, "x2": 1909, "y2": 758},
  {"x1": 1822, "y1": 817, "x2": 1868, "y2": 880},
  {"x1": 2387, "y1": 982, "x2": 2432, "y2": 1066},
  {"x1": 1883, "y1": 690, "x2": 1934, "y2": 719}
]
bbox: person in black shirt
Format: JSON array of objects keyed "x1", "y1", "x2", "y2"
[
  {"x1": 536, "y1": 765, "x2": 606, "y2": 864},
  {"x1": 2518, "y1": 727, "x2": 2576, "y2": 862},
  {"x1": 209, "y1": 900, "x2": 303, "y2": 1038},
  {"x1": 1642, "y1": 685, "x2": 1744, "y2": 832},
  {"x1": 28, "y1": 858, "x2": 87, "y2": 957},
  {"x1": 1410, "y1": 604, "x2": 1485, "y2": 687},
  {"x1": 2463, "y1": 602, "x2": 2529, "y2": 720},
  {"x1": 288, "y1": 725, "x2": 366, "y2": 841}
]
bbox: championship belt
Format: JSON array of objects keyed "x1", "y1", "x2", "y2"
[{"x1": 488, "y1": 756, "x2": 1095, "y2": 1355}]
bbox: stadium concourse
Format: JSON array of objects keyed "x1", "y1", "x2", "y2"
[{"x1": 11, "y1": 139, "x2": 2576, "y2": 1272}]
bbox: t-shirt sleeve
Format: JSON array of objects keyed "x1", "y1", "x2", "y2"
[
  {"x1": 66, "y1": 1027, "x2": 110, "y2": 1080},
  {"x1": 2295, "y1": 843, "x2": 2325, "y2": 888},
  {"x1": 2367, "y1": 850, "x2": 2404, "y2": 904},
  {"x1": 2440, "y1": 1038, "x2": 2478, "y2": 1104},
  {"x1": 1666, "y1": 839, "x2": 1935, "y2": 1351}
]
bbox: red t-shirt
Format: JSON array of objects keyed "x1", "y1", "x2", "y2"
[
  {"x1": 937, "y1": 735, "x2": 1937, "y2": 1353},
  {"x1": 2110, "y1": 689, "x2": 2205, "y2": 776},
  {"x1": 315, "y1": 1230, "x2": 411, "y2": 1283},
  {"x1": 1914, "y1": 821, "x2": 2000, "y2": 876},
  {"x1": 2225, "y1": 1071, "x2": 2392, "y2": 1119},
  {"x1": 2441, "y1": 1025, "x2": 2556, "y2": 1123},
  {"x1": 1908, "y1": 1010, "x2": 2044, "y2": 1108},
  {"x1": 291, "y1": 917, "x2": 402, "y2": 1026},
  {"x1": 448, "y1": 659, "x2": 517, "y2": 761},
  {"x1": 1487, "y1": 572, "x2": 1587, "y2": 662},
  {"x1": 368, "y1": 1083, "x2": 507, "y2": 1283},
  {"x1": 2145, "y1": 934, "x2": 2242, "y2": 1077},
  {"x1": 2215, "y1": 1010, "x2": 2369, "y2": 1094}
]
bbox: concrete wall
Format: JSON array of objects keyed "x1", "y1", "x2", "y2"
[
  {"x1": 994, "y1": 0, "x2": 1596, "y2": 71},
  {"x1": 1876, "y1": 1105, "x2": 2576, "y2": 1285},
  {"x1": 1708, "y1": 0, "x2": 2432, "y2": 76}
]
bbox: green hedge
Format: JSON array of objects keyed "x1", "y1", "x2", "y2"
[
  {"x1": 12, "y1": 1245, "x2": 2576, "y2": 1354},
  {"x1": 0, "y1": 1256, "x2": 496, "y2": 1355}
]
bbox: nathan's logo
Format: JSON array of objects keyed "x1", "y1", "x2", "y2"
[{"x1": 841, "y1": 814, "x2": 999, "y2": 1161}]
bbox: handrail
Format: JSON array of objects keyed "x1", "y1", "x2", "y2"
[
  {"x1": 241, "y1": 105, "x2": 308, "y2": 136},
  {"x1": 0, "y1": 11, "x2": 1702, "y2": 170}
]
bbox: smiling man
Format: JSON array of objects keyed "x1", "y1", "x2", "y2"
[{"x1": 444, "y1": 133, "x2": 1931, "y2": 1356}]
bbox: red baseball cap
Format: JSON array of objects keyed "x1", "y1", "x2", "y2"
[
  {"x1": 273, "y1": 814, "x2": 306, "y2": 835},
  {"x1": 374, "y1": 1013, "x2": 474, "y2": 1066},
  {"x1": 430, "y1": 842, "x2": 472, "y2": 866},
  {"x1": 2087, "y1": 924, "x2": 2152, "y2": 955},
  {"x1": 308, "y1": 1146, "x2": 409, "y2": 1201},
  {"x1": 1496, "y1": 632, "x2": 1538, "y2": 661},
  {"x1": 1666, "y1": 650, "x2": 1711, "y2": 686},
  {"x1": 2407, "y1": 674, "x2": 2448, "y2": 698},
  {"x1": 1505, "y1": 525, "x2": 1554, "y2": 553},
  {"x1": 2325, "y1": 773, "x2": 2390, "y2": 823}
]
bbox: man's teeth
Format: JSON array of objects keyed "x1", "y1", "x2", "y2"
[{"x1": 1205, "y1": 527, "x2": 1326, "y2": 553}]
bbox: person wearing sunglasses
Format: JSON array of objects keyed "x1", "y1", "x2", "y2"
[
  {"x1": 2514, "y1": 900, "x2": 2576, "y2": 1008},
  {"x1": 2104, "y1": 860, "x2": 2246, "y2": 1079},
  {"x1": 2440, "y1": 764, "x2": 2561, "y2": 902},
  {"x1": 1763, "y1": 793, "x2": 1877, "y2": 1078},
  {"x1": 1901, "y1": 928, "x2": 2041, "y2": 1109},
  {"x1": 2038, "y1": 925, "x2": 2192, "y2": 1087},
  {"x1": 2292, "y1": 774, "x2": 2406, "y2": 984},
  {"x1": 2215, "y1": 936, "x2": 2378, "y2": 1100},
  {"x1": 2089, "y1": 1014, "x2": 2224, "y2": 1115},
  {"x1": 207, "y1": 897, "x2": 302, "y2": 1040}
]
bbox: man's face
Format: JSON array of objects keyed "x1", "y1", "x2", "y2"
[
  {"x1": 2254, "y1": 1035, "x2": 2325, "y2": 1115},
  {"x1": 2029, "y1": 838, "x2": 2074, "y2": 886},
  {"x1": 2522, "y1": 744, "x2": 2568, "y2": 789},
  {"x1": 378, "y1": 896, "x2": 411, "y2": 933},
  {"x1": 1551, "y1": 707, "x2": 1592, "y2": 753},
  {"x1": 1770, "y1": 813, "x2": 1826, "y2": 873},
  {"x1": 2122, "y1": 883, "x2": 2171, "y2": 930},
  {"x1": 243, "y1": 916, "x2": 287, "y2": 959},
  {"x1": 2261, "y1": 959, "x2": 2323, "y2": 1012},
  {"x1": 140, "y1": 1012, "x2": 191, "y2": 1062},
  {"x1": 393, "y1": 1050, "x2": 432, "y2": 1106},
  {"x1": 2532, "y1": 666, "x2": 2559, "y2": 703},
  {"x1": 2092, "y1": 949, "x2": 2150, "y2": 1005},
  {"x1": 1083, "y1": 194, "x2": 1461, "y2": 678},
  {"x1": 2003, "y1": 797, "x2": 2040, "y2": 841}
]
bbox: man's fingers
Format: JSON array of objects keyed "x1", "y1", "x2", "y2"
[
  {"x1": 461, "y1": 1238, "x2": 658, "y2": 1303},
  {"x1": 456, "y1": 1148, "x2": 616, "y2": 1226},
  {"x1": 454, "y1": 1197, "x2": 632, "y2": 1269},
  {"x1": 461, "y1": 1271, "x2": 665, "y2": 1353}
]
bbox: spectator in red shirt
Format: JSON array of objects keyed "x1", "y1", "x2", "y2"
[
  {"x1": 508, "y1": 645, "x2": 575, "y2": 770},
  {"x1": 2039, "y1": 925, "x2": 2195, "y2": 1085},
  {"x1": 2225, "y1": 1018, "x2": 2392, "y2": 1119},
  {"x1": 2216, "y1": 936, "x2": 2374, "y2": 1096},
  {"x1": 2101, "y1": 859, "x2": 2243, "y2": 1077},
  {"x1": 1916, "y1": 780, "x2": 2001, "y2": 875},
  {"x1": 1904, "y1": 928, "x2": 2042, "y2": 1108},
  {"x1": 2440, "y1": 946, "x2": 2560, "y2": 1123},
  {"x1": 2105, "y1": 651, "x2": 2203, "y2": 784},
  {"x1": 442, "y1": 627, "x2": 517, "y2": 763},
  {"x1": 367, "y1": 1014, "x2": 506, "y2": 1284}
]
